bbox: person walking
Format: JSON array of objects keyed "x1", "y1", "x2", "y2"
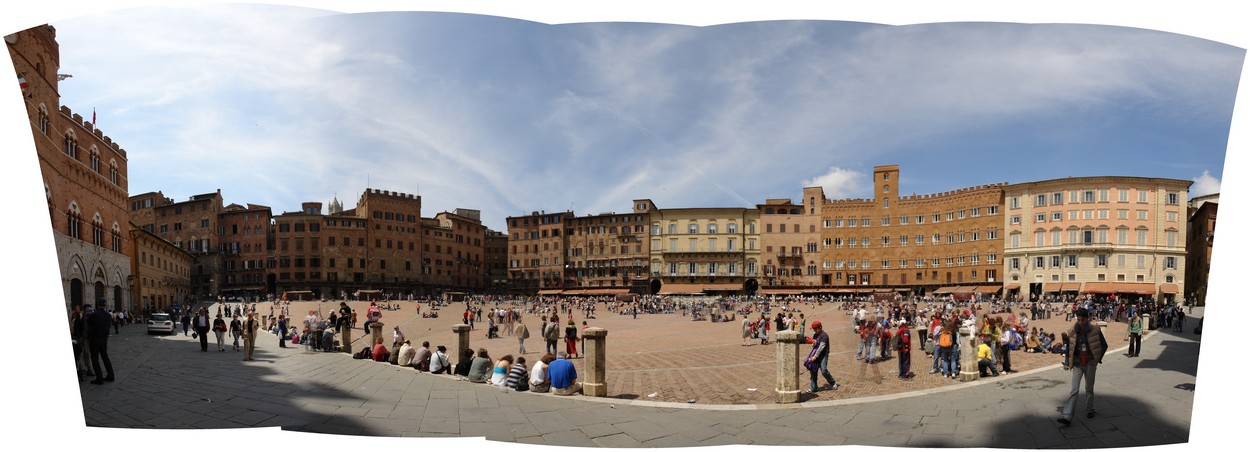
[
  {"x1": 544, "y1": 314, "x2": 561, "y2": 355},
  {"x1": 742, "y1": 316, "x2": 752, "y2": 346},
  {"x1": 194, "y1": 308, "x2": 211, "y2": 352},
  {"x1": 230, "y1": 314, "x2": 245, "y2": 351},
  {"x1": 85, "y1": 300, "x2": 115, "y2": 385},
  {"x1": 212, "y1": 314, "x2": 228, "y2": 351},
  {"x1": 515, "y1": 317, "x2": 530, "y2": 354},
  {"x1": 803, "y1": 321, "x2": 838, "y2": 393},
  {"x1": 1057, "y1": 308, "x2": 1107, "y2": 426},
  {"x1": 564, "y1": 319, "x2": 579, "y2": 358},
  {"x1": 1125, "y1": 314, "x2": 1143, "y2": 357},
  {"x1": 243, "y1": 311, "x2": 260, "y2": 361}
]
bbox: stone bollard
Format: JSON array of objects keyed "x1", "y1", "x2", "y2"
[
  {"x1": 452, "y1": 324, "x2": 471, "y2": 369},
  {"x1": 370, "y1": 321, "x2": 385, "y2": 348},
  {"x1": 341, "y1": 323, "x2": 353, "y2": 354},
  {"x1": 775, "y1": 330, "x2": 801, "y2": 403},
  {"x1": 958, "y1": 327, "x2": 980, "y2": 382},
  {"x1": 582, "y1": 327, "x2": 608, "y2": 397}
]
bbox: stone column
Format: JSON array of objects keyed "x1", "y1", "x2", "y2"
[
  {"x1": 452, "y1": 324, "x2": 471, "y2": 369},
  {"x1": 340, "y1": 323, "x2": 353, "y2": 354},
  {"x1": 775, "y1": 330, "x2": 801, "y2": 403},
  {"x1": 582, "y1": 327, "x2": 608, "y2": 397},
  {"x1": 370, "y1": 321, "x2": 385, "y2": 348},
  {"x1": 958, "y1": 327, "x2": 980, "y2": 382}
]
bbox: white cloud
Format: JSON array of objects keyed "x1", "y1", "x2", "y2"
[
  {"x1": 1192, "y1": 170, "x2": 1221, "y2": 198},
  {"x1": 803, "y1": 167, "x2": 865, "y2": 199}
]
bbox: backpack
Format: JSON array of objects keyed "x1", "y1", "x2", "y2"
[{"x1": 938, "y1": 331, "x2": 953, "y2": 348}]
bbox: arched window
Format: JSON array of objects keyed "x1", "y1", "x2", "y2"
[
  {"x1": 64, "y1": 131, "x2": 78, "y2": 159},
  {"x1": 89, "y1": 146, "x2": 101, "y2": 173},
  {"x1": 92, "y1": 213, "x2": 104, "y2": 247},
  {"x1": 67, "y1": 202, "x2": 82, "y2": 240},
  {"x1": 111, "y1": 222, "x2": 122, "y2": 253},
  {"x1": 37, "y1": 104, "x2": 49, "y2": 135},
  {"x1": 108, "y1": 160, "x2": 119, "y2": 185}
]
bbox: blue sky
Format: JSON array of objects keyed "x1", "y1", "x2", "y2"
[{"x1": 25, "y1": 5, "x2": 1241, "y2": 231}]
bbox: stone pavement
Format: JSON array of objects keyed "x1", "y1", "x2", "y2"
[{"x1": 70, "y1": 305, "x2": 1201, "y2": 448}]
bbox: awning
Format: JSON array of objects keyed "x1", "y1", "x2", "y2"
[
  {"x1": 1043, "y1": 283, "x2": 1063, "y2": 293},
  {"x1": 976, "y1": 285, "x2": 1001, "y2": 293},
  {"x1": 831, "y1": 288, "x2": 857, "y2": 294},
  {"x1": 658, "y1": 284, "x2": 706, "y2": 295},
  {"x1": 1161, "y1": 283, "x2": 1179, "y2": 294},
  {"x1": 703, "y1": 284, "x2": 741, "y2": 292},
  {"x1": 933, "y1": 286, "x2": 957, "y2": 294},
  {"x1": 953, "y1": 286, "x2": 977, "y2": 294},
  {"x1": 537, "y1": 290, "x2": 563, "y2": 295},
  {"x1": 762, "y1": 289, "x2": 803, "y2": 295},
  {"x1": 1004, "y1": 284, "x2": 1021, "y2": 291},
  {"x1": 1116, "y1": 283, "x2": 1156, "y2": 295},
  {"x1": 1061, "y1": 283, "x2": 1082, "y2": 292},
  {"x1": 579, "y1": 288, "x2": 630, "y2": 296},
  {"x1": 1082, "y1": 282, "x2": 1115, "y2": 294}
]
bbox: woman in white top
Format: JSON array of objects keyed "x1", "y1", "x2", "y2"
[{"x1": 529, "y1": 353, "x2": 554, "y2": 393}]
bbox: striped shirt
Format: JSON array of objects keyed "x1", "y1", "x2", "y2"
[{"x1": 505, "y1": 363, "x2": 528, "y2": 389}]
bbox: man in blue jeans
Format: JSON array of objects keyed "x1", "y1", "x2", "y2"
[{"x1": 804, "y1": 321, "x2": 838, "y2": 393}]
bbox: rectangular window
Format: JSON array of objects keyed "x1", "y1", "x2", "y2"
[
  {"x1": 1117, "y1": 255, "x2": 1126, "y2": 268},
  {"x1": 1100, "y1": 189, "x2": 1109, "y2": 202},
  {"x1": 1036, "y1": 213, "x2": 1046, "y2": 223},
  {"x1": 1096, "y1": 254, "x2": 1108, "y2": 267},
  {"x1": 988, "y1": 206, "x2": 999, "y2": 215},
  {"x1": 1098, "y1": 209, "x2": 1109, "y2": 220},
  {"x1": 1067, "y1": 255, "x2": 1078, "y2": 267},
  {"x1": 1035, "y1": 257, "x2": 1045, "y2": 269},
  {"x1": 862, "y1": 218, "x2": 871, "y2": 227},
  {"x1": 689, "y1": 239, "x2": 697, "y2": 251},
  {"x1": 1035, "y1": 231, "x2": 1045, "y2": 246},
  {"x1": 1139, "y1": 190, "x2": 1148, "y2": 203},
  {"x1": 1052, "y1": 212, "x2": 1062, "y2": 221},
  {"x1": 1010, "y1": 197, "x2": 1021, "y2": 209},
  {"x1": 1053, "y1": 192, "x2": 1064, "y2": 205},
  {"x1": 669, "y1": 239, "x2": 677, "y2": 252},
  {"x1": 727, "y1": 239, "x2": 735, "y2": 251},
  {"x1": 881, "y1": 217, "x2": 890, "y2": 226},
  {"x1": 900, "y1": 216, "x2": 909, "y2": 225},
  {"x1": 1083, "y1": 191, "x2": 1095, "y2": 203},
  {"x1": 1035, "y1": 194, "x2": 1047, "y2": 207},
  {"x1": 1138, "y1": 255, "x2": 1146, "y2": 268},
  {"x1": 1010, "y1": 215, "x2": 1021, "y2": 225},
  {"x1": 1119, "y1": 189, "x2": 1129, "y2": 202},
  {"x1": 1118, "y1": 229, "x2": 1128, "y2": 245},
  {"x1": 1166, "y1": 193, "x2": 1179, "y2": 205}
]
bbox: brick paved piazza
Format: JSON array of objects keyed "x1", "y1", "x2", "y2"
[{"x1": 271, "y1": 299, "x2": 1127, "y2": 405}]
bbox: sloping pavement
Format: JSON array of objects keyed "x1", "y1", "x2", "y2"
[{"x1": 69, "y1": 306, "x2": 1201, "y2": 448}]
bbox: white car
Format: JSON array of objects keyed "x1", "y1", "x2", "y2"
[{"x1": 147, "y1": 313, "x2": 176, "y2": 335}]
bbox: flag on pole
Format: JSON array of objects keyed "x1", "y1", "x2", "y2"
[
  {"x1": 92, "y1": 108, "x2": 96, "y2": 125},
  {"x1": 18, "y1": 73, "x2": 29, "y2": 94}
]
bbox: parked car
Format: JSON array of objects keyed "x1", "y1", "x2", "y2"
[{"x1": 147, "y1": 313, "x2": 176, "y2": 335}]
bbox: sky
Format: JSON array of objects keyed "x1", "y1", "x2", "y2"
[
  {"x1": 4, "y1": 2, "x2": 1248, "y2": 452},
  {"x1": 28, "y1": 4, "x2": 1243, "y2": 231}
]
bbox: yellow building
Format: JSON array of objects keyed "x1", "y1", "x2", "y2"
[
  {"x1": 643, "y1": 200, "x2": 761, "y2": 295},
  {"x1": 1003, "y1": 177, "x2": 1190, "y2": 302}
]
